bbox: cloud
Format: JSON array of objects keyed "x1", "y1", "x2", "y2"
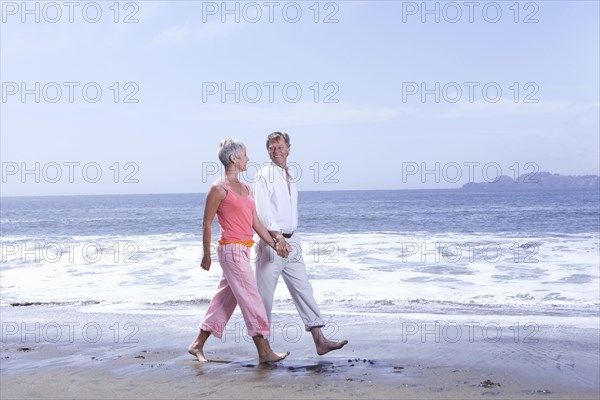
[
  {"x1": 152, "y1": 21, "x2": 243, "y2": 46},
  {"x1": 432, "y1": 99, "x2": 575, "y2": 119},
  {"x1": 152, "y1": 22, "x2": 190, "y2": 45},
  {"x1": 172, "y1": 102, "x2": 414, "y2": 126}
]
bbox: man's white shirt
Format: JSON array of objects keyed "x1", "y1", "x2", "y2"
[{"x1": 253, "y1": 162, "x2": 298, "y2": 233}]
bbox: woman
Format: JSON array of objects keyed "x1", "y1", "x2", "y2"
[{"x1": 188, "y1": 138, "x2": 289, "y2": 363}]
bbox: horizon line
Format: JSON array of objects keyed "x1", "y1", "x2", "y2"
[
  {"x1": 4, "y1": 186, "x2": 600, "y2": 199},
  {"x1": 0, "y1": 187, "x2": 463, "y2": 199}
]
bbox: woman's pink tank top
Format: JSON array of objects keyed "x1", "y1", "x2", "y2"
[{"x1": 216, "y1": 181, "x2": 254, "y2": 243}]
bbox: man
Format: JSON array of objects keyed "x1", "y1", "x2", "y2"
[{"x1": 253, "y1": 132, "x2": 348, "y2": 355}]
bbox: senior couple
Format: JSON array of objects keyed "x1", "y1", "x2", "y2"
[{"x1": 188, "y1": 132, "x2": 347, "y2": 363}]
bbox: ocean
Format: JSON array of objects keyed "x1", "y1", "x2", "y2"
[{"x1": 1, "y1": 190, "x2": 599, "y2": 318}]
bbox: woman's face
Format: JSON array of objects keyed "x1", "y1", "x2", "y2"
[{"x1": 234, "y1": 147, "x2": 249, "y2": 171}]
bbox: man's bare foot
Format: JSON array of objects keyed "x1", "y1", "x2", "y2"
[
  {"x1": 188, "y1": 329, "x2": 211, "y2": 362},
  {"x1": 310, "y1": 327, "x2": 348, "y2": 355},
  {"x1": 259, "y1": 350, "x2": 290, "y2": 364},
  {"x1": 316, "y1": 339, "x2": 348, "y2": 356}
]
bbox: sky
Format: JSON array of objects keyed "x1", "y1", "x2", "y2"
[{"x1": 1, "y1": 0, "x2": 599, "y2": 196}]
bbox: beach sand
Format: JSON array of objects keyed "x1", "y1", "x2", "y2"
[{"x1": 1, "y1": 304, "x2": 598, "y2": 399}]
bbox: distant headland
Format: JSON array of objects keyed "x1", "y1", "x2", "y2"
[{"x1": 461, "y1": 172, "x2": 599, "y2": 191}]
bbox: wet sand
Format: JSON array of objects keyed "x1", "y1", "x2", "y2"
[{"x1": 1, "y1": 305, "x2": 598, "y2": 399}]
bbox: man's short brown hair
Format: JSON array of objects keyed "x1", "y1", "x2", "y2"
[{"x1": 266, "y1": 132, "x2": 291, "y2": 149}]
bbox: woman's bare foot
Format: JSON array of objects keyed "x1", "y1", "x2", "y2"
[
  {"x1": 188, "y1": 344, "x2": 208, "y2": 362},
  {"x1": 253, "y1": 335, "x2": 289, "y2": 364},
  {"x1": 188, "y1": 329, "x2": 211, "y2": 362},
  {"x1": 259, "y1": 350, "x2": 290, "y2": 364},
  {"x1": 311, "y1": 327, "x2": 348, "y2": 355}
]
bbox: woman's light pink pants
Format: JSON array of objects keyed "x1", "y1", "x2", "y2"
[{"x1": 201, "y1": 244, "x2": 270, "y2": 338}]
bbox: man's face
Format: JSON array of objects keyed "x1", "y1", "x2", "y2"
[{"x1": 268, "y1": 138, "x2": 290, "y2": 167}]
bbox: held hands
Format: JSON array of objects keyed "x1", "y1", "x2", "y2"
[
  {"x1": 274, "y1": 237, "x2": 292, "y2": 258},
  {"x1": 200, "y1": 252, "x2": 211, "y2": 271}
]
